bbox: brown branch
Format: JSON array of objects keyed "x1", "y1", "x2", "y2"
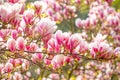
[{"x1": 0, "y1": 49, "x2": 117, "y2": 61}]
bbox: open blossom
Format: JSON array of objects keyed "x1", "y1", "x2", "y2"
[
  {"x1": 37, "y1": 18, "x2": 57, "y2": 37},
  {"x1": 44, "y1": 58, "x2": 51, "y2": 65},
  {"x1": 54, "y1": 30, "x2": 63, "y2": 45},
  {"x1": 89, "y1": 35, "x2": 113, "y2": 59},
  {"x1": 13, "y1": 72, "x2": 23, "y2": 80},
  {"x1": 51, "y1": 54, "x2": 64, "y2": 69},
  {"x1": 47, "y1": 38, "x2": 60, "y2": 53},
  {"x1": 67, "y1": 34, "x2": 81, "y2": 53},
  {"x1": 37, "y1": 18, "x2": 57, "y2": 45},
  {"x1": 107, "y1": 15, "x2": 119, "y2": 27},
  {"x1": 114, "y1": 47, "x2": 120, "y2": 57},
  {"x1": 62, "y1": 32, "x2": 71, "y2": 45},
  {"x1": 7, "y1": 38, "x2": 16, "y2": 52},
  {"x1": 11, "y1": 30, "x2": 18, "y2": 39},
  {"x1": 78, "y1": 40, "x2": 88, "y2": 53},
  {"x1": 11, "y1": 15, "x2": 21, "y2": 27},
  {"x1": 26, "y1": 42, "x2": 38, "y2": 51},
  {"x1": 0, "y1": 3, "x2": 21, "y2": 22},
  {"x1": 0, "y1": 29, "x2": 10, "y2": 39},
  {"x1": 16, "y1": 37, "x2": 26, "y2": 50},
  {"x1": 31, "y1": 53, "x2": 43, "y2": 63},
  {"x1": 75, "y1": 18, "x2": 82, "y2": 28},
  {"x1": 23, "y1": 9, "x2": 34, "y2": 24},
  {"x1": 4, "y1": 62, "x2": 13, "y2": 73},
  {"x1": 64, "y1": 56, "x2": 72, "y2": 63},
  {"x1": 83, "y1": 18, "x2": 90, "y2": 28},
  {"x1": 62, "y1": 5, "x2": 76, "y2": 19},
  {"x1": 34, "y1": 1, "x2": 47, "y2": 14}
]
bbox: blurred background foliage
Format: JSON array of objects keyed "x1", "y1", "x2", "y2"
[
  {"x1": 112, "y1": 0, "x2": 120, "y2": 10},
  {"x1": 26, "y1": 0, "x2": 120, "y2": 32}
]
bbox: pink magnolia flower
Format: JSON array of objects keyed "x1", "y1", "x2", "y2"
[
  {"x1": 31, "y1": 53, "x2": 43, "y2": 63},
  {"x1": 37, "y1": 18, "x2": 57, "y2": 45},
  {"x1": 67, "y1": 34, "x2": 81, "y2": 53},
  {"x1": 51, "y1": 54, "x2": 64, "y2": 69},
  {"x1": 83, "y1": 18, "x2": 90, "y2": 29},
  {"x1": 78, "y1": 40, "x2": 88, "y2": 53},
  {"x1": 23, "y1": 9, "x2": 34, "y2": 25},
  {"x1": 75, "y1": 18, "x2": 82, "y2": 28},
  {"x1": 8, "y1": 58, "x2": 16, "y2": 67},
  {"x1": 34, "y1": 1, "x2": 47, "y2": 14},
  {"x1": 13, "y1": 72, "x2": 23, "y2": 80},
  {"x1": 15, "y1": 59, "x2": 22, "y2": 65},
  {"x1": 52, "y1": 2, "x2": 61, "y2": 12},
  {"x1": 89, "y1": 15, "x2": 97, "y2": 26},
  {"x1": 4, "y1": 62, "x2": 13, "y2": 73},
  {"x1": 107, "y1": 15, "x2": 119, "y2": 27},
  {"x1": 11, "y1": 15, "x2": 21, "y2": 27},
  {"x1": 0, "y1": 29, "x2": 10, "y2": 39},
  {"x1": 19, "y1": 3, "x2": 25, "y2": 14},
  {"x1": 53, "y1": 12, "x2": 63, "y2": 22},
  {"x1": 47, "y1": 38, "x2": 60, "y2": 53},
  {"x1": 26, "y1": 42, "x2": 38, "y2": 51},
  {"x1": 7, "y1": 38, "x2": 16, "y2": 52},
  {"x1": 0, "y1": 3, "x2": 21, "y2": 22},
  {"x1": 16, "y1": 37, "x2": 25, "y2": 50},
  {"x1": 46, "y1": 8, "x2": 54, "y2": 16},
  {"x1": 89, "y1": 35, "x2": 113, "y2": 59},
  {"x1": 9, "y1": 58, "x2": 22, "y2": 67},
  {"x1": 44, "y1": 58, "x2": 51, "y2": 65},
  {"x1": 64, "y1": 56, "x2": 72, "y2": 63},
  {"x1": 54, "y1": 30, "x2": 63, "y2": 45},
  {"x1": 11, "y1": 30, "x2": 18, "y2": 39},
  {"x1": 62, "y1": 32, "x2": 71, "y2": 45},
  {"x1": 114, "y1": 47, "x2": 120, "y2": 57},
  {"x1": 37, "y1": 18, "x2": 57, "y2": 38}
]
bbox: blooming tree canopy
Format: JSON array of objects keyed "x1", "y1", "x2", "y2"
[{"x1": 0, "y1": 0, "x2": 120, "y2": 80}]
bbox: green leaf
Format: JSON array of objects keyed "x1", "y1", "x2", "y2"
[
  {"x1": 111, "y1": 74, "x2": 119, "y2": 80},
  {"x1": 112, "y1": 0, "x2": 120, "y2": 10}
]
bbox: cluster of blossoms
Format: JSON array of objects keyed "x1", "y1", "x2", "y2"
[
  {"x1": 0, "y1": 0, "x2": 120, "y2": 80},
  {"x1": 75, "y1": 0, "x2": 120, "y2": 46}
]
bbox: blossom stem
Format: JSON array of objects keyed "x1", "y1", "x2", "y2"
[
  {"x1": 70, "y1": 18, "x2": 74, "y2": 33},
  {"x1": 67, "y1": 62, "x2": 78, "y2": 80},
  {"x1": 38, "y1": 69, "x2": 44, "y2": 80}
]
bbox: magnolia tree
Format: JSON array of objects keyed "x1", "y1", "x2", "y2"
[{"x1": 0, "y1": 0, "x2": 120, "y2": 80}]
